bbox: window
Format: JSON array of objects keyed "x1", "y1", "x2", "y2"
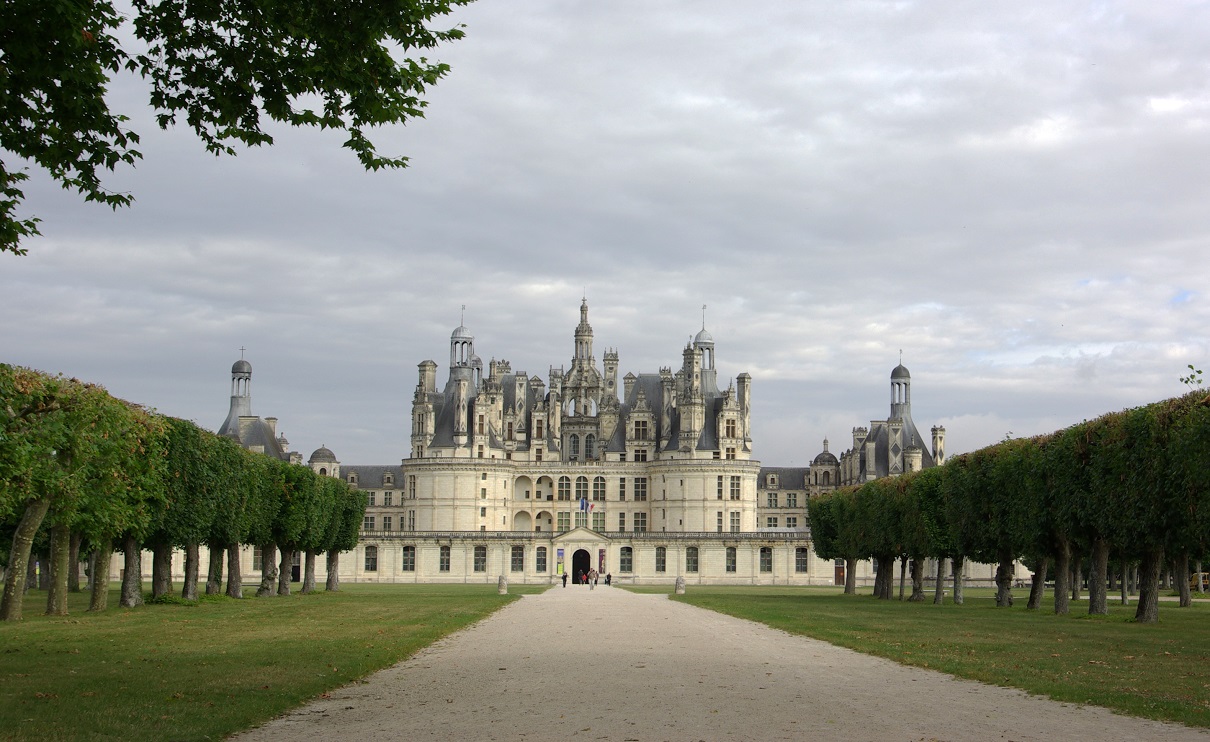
[
  {"x1": 726, "y1": 447, "x2": 736, "y2": 460},
  {"x1": 477, "y1": 445, "x2": 484, "y2": 459},
  {"x1": 786, "y1": 492, "x2": 798, "y2": 508},
  {"x1": 592, "y1": 511, "x2": 605, "y2": 531},
  {"x1": 384, "y1": 492, "x2": 393, "y2": 506},
  {"x1": 557, "y1": 512, "x2": 571, "y2": 532},
  {"x1": 576, "y1": 476, "x2": 588, "y2": 501},
  {"x1": 730, "y1": 476, "x2": 741, "y2": 500},
  {"x1": 408, "y1": 475, "x2": 416, "y2": 499},
  {"x1": 766, "y1": 516, "x2": 778, "y2": 528},
  {"x1": 633, "y1": 512, "x2": 647, "y2": 532},
  {"x1": 620, "y1": 547, "x2": 633, "y2": 573},
  {"x1": 408, "y1": 510, "x2": 416, "y2": 530},
  {"x1": 655, "y1": 546, "x2": 666, "y2": 572},
  {"x1": 795, "y1": 547, "x2": 809, "y2": 573},
  {"x1": 481, "y1": 472, "x2": 487, "y2": 480},
  {"x1": 507, "y1": 420, "x2": 514, "y2": 439},
  {"x1": 535, "y1": 419, "x2": 544, "y2": 438},
  {"x1": 760, "y1": 547, "x2": 772, "y2": 573},
  {"x1": 634, "y1": 419, "x2": 649, "y2": 440},
  {"x1": 786, "y1": 516, "x2": 798, "y2": 529},
  {"x1": 713, "y1": 450, "x2": 720, "y2": 460},
  {"x1": 619, "y1": 478, "x2": 626, "y2": 501},
  {"x1": 686, "y1": 547, "x2": 699, "y2": 573},
  {"x1": 716, "y1": 511, "x2": 723, "y2": 533},
  {"x1": 585, "y1": 434, "x2": 596, "y2": 458},
  {"x1": 511, "y1": 546, "x2": 524, "y2": 572},
  {"x1": 634, "y1": 477, "x2": 648, "y2": 502},
  {"x1": 474, "y1": 546, "x2": 487, "y2": 572},
  {"x1": 823, "y1": 471, "x2": 831, "y2": 486},
  {"x1": 478, "y1": 415, "x2": 485, "y2": 435},
  {"x1": 382, "y1": 516, "x2": 393, "y2": 531},
  {"x1": 481, "y1": 488, "x2": 487, "y2": 499},
  {"x1": 535, "y1": 448, "x2": 543, "y2": 462},
  {"x1": 726, "y1": 547, "x2": 736, "y2": 573},
  {"x1": 592, "y1": 476, "x2": 606, "y2": 501},
  {"x1": 480, "y1": 506, "x2": 487, "y2": 517},
  {"x1": 363, "y1": 515, "x2": 375, "y2": 531},
  {"x1": 634, "y1": 448, "x2": 648, "y2": 462},
  {"x1": 575, "y1": 511, "x2": 588, "y2": 529},
  {"x1": 364, "y1": 545, "x2": 378, "y2": 572},
  {"x1": 402, "y1": 546, "x2": 415, "y2": 571},
  {"x1": 717, "y1": 475, "x2": 724, "y2": 500},
  {"x1": 252, "y1": 546, "x2": 263, "y2": 572},
  {"x1": 618, "y1": 512, "x2": 626, "y2": 532},
  {"x1": 439, "y1": 545, "x2": 451, "y2": 572},
  {"x1": 569, "y1": 434, "x2": 580, "y2": 460},
  {"x1": 766, "y1": 492, "x2": 778, "y2": 508},
  {"x1": 730, "y1": 512, "x2": 740, "y2": 533},
  {"x1": 536, "y1": 547, "x2": 547, "y2": 573},
  {"x1": 368, "y1": 492, "x2": 377, "y2": 506},
  {"x1": 725, "y1": 418, "x2": 737, "y2": 438},
  {"x1": 558, "y1": 476, "x2": 571, "y2": 500}
]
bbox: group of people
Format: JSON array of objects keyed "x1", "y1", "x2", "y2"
[{"x1": 561, "y1": 569, "x2": 612, "y2": 588}]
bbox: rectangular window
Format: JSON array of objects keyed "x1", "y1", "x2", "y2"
[
  {"x1": 507, "y1": 420, "x2": 514, "y2": 439},
  {"x1": 478, "y1": 415, "x2": 485, "y2": 434},
  {"x1": 717, "y1": 475, "x2": 724, "y2": 500},
  {"x1": 766, "y1": 516, "x2": 778, "y2": 528},
  {"x1": 252, "y1": 546, "x2": 263, "y2": 572},
  {"x1": 382, "y1": 516, "x2": 393, "y2": 531},
  {"x1": 592, "y1": 511, "x2": 605, "y2": 532},
  {"x1": 726, "y1": 547, "x2": 736, "y2": 573},
  {"x1": 619, "y1": 478, "x2": 626, "y2": 501},
  {"x1": 535, "y1": 448, "x2": 543, "y2": 462},
  {"x1": 618, "y1": 512, "x2": 626, "y2": 532},
  {"x1": 713, "y1": 450, "x2": 720, "y2": 460},
  {"x1": 592, "y1": 476, "x2": 606, "y2": 501},
  {"x1": 480, "y1": 506, "x2": 487, "y2": 517},
  {"x1": 634, "y1": 448, "x2": 648, "y2": 462},
  {"x1": 536, "y1": 546, "x2": 547, "y2": 573},
  {"x1": 363, "y1": 515, "x2": 375, "y2": 531},
  {"x1": 786, "y1": 516, "x2": 798, "y2": 529},
  {"x1": 634, "y1": 419, "x2": 649, "y2": 440},
  {"x1": 655, "y1": 546, "x2": 666, "y2": 573},
  {"x1": 686, "y1": 547, "x2": 699, "y2": 573},
  {"x1": 368, "y1": 492, "x2": 377, "y2": 506},
  {"x1": 401, "y1": 546, "x2": 415, "y2": 571},
  {"x1": 716, "y1": 511, "x2": 723, "y2": 533},
  {"x1": 364, "y1": 546, "x2": 378, "y2": 572},
  {"x1": 535, "y1": 419, "x2": 544, "y2": 438},
  {"x1": 557, "y1": 512, "x2": 571, "y2": 532},
  {"x1": 384, "y1": 492, "x2": 393, "y2": 507},
  {"x1": 726, "y1": 447, "x2": 736, "y2": 460},
  {"x1": 634, "y1": 477, "x2": 648, "y2": 502},
  {"x1": 439, "y1": 545, "x2": 451, "y2": 572},
  {"x1": 408, "y1": 510, "x2": 416, "y2": 530},
  {"x1": 766, "y1": 492, "x2": 778, "y2": 508},
  {"x1": 725, "y1": 418, "x2": 737, "y2": 438},
  {"x1": 620, "y1": 547, "x2": 633, "y2": 573},
  {"x1": 474, "y1": 546, "x2": 487, "y2": 572},
  {"x1": 786, "y1": 492, "x2": 798, "y2": 508},
  {"x1": 760, "y1": 547, "x2": 773, "y2": 573},
  {"x1": 730, "y1": 476, "x2": 741, "y2": 500},
  {"x1": 575, "y1": 511, "x2": 588, "y2": 529},
  {"x1": 408, "y1": 475, "x2": 416, "y2": 499},
  {"x1": 511, "y1": 545, "x2": 524, "y2": 572},
  {"x1": 633, "y1": 512, "x2": 647, "y2": 532},
  {"x1": 795, "y1": 547, "x2": 809, "y2": 573},
  {"x1": 730, "y1": 511, "x2": 740, "y2": 533}
]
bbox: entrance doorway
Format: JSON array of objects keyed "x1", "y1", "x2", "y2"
[{"x1": 572, "y1": 549, "x2": 591, "y2": 583}]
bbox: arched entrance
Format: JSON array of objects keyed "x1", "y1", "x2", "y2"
[{"x1": 572, "y1": 549, "x2": 592, "y2": 583}]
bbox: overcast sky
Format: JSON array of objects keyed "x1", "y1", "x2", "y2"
[{"x1": 4, "y1": 1, "x2": 1208, "y2": 468}]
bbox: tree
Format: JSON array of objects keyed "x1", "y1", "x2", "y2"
[{"x1": 0, "y1": 0, "x2": 472, "y2": 256}]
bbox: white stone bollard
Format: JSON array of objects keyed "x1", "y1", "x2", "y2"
[
  {"x1": 498, "y1": 575, "x2": 508, "y2": 595},
  {"x1": 674, "y1": 576, "x2": 686, "y2": 595}
]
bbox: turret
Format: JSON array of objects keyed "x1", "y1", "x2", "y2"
[{"x1": 931, "y1": 425, "x2": 946, "y2": 465}]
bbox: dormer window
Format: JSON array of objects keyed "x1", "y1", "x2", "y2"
[
  {"x1": 348, "y1": 472, "x2": 359, "y2": 485},
  {"x1": 766, "y1": 474, "x2": 778, "y2": 488}
]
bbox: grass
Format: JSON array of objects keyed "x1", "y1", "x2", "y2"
[
  {"x1": 640, "y1": 585, "x2": 1210, "y2": 729},
  {"x1": 0, "y1": 582, "x2": 545, "y2": 741}
]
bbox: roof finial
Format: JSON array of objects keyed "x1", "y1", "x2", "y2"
[
  {"x1": 702, "y1": 304, "x2": 707, "y2": 331},
  {"x1": 461, "y1": 304, "x2": 466, "y2": 326},
  {"x1": 239, "y1": 346, "x2": 246, "y2": 359},
  {"x1": 899, "y1": 348, "x2": 903, "y2": 364}
]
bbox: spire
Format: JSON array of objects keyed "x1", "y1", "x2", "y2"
[{"x1": 574, "y1": 298, "x2": 594, "y2": 363}]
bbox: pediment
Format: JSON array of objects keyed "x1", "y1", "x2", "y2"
[{"x1": 552, "y1": 527, "x2": 610, "y2": 544}]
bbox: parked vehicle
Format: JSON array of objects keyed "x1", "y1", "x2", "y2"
[{"x1": 1190, "y1": 572, "x2": 1210, "y2": 591}]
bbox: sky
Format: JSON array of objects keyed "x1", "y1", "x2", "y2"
[{"x1": 4, "y1": 1, "x2": 1208, "y2": 468}]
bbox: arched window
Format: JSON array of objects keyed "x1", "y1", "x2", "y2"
[
  {"x1": 364, "y1": 545, "x2": 378, "y2": 572},
  {"x1": 585, "y1": 434, "x2": 596, "y2": 459},
  {"x1": 401, "y1": 546, "x2": 415, "y2": 572},
  {"x1": 319, "y1": 467, "x2": 327, "y2": 476},
  {"x1": 592, "y1": 476, "x2": 606, "y2": 501},
  {"x1": 575, "y1": 476, "x2": 589, "y2": 501},
  {"x1": 822, "y1": 471, "x2": 831, "y2": 486},
  {"x1": 569, "y1": 434, "x2": 580, "y2": 460},
  {"x1": 620, "y1": 547, "x2": 633, "y2": 573},
  {"x1": 686, "y1": 547, "x2": 699, "y2": 573},
  {"x1": 558, "y1": 476, "x2": 571, "y2": 500},
  {"x1": 726, "y1": 547, "x2": 737, "y2": 573}
]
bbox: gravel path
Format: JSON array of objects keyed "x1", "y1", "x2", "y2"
[{"x1": 232, "y1": 585, "x2": 1209, "y2": 741}]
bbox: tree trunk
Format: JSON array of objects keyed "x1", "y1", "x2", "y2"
[
  {"x1": 120, "y1": 536, "x2": 144, "y2": 608},
  {"x1": 256, "y1": 544, "x2": 278, "y2": 597},
  {"x1": 301, "y1": 550, "x2": 317, "y2": 594},
  {"x1": 1134, "y1": 548, "x2": 1164, "y2": 623},
  {"x1": 276, "y1": 548, "x2": 291, "y2": 596},
  {"x1": 225, "y1": 544, "x2": 243, "y2": 599},
  {"x1": 37, "y1": 551, "x2": 49, "y2": 590},
  {"x1": 1087, "y1": 538, "x2": 1109, "y2": 615},
  {"x1": 181, "y1": 543, "x2": 199, "y2": 601},
  {"x1": 1119, "y1": 556, "x2": 1130, "y2": 605},
  {"x1": 1054, "y1": 541, "x2": 1071, "y2": 615},
  {"x1": 2, "y1": 498, "x2": 53, "y2": 621},
  {"x1": 844, "y1": 557, "x2": 856, "y2": 595},
  {"x1": 46, "y1": 522, "x2": 71, "y2": 616},
  {"x1": 88, "y1": 540, "x2": 112, "y2": 612},
  {"x1": 26, "y1": 554, "x2": 38, "y2": 592},
  {"x1": 994, "y1": 551, "x2": 1014, "y2": 608},
  {"x1": 68, "y1": 531, "x2": 83, "y2": 593},
  {"x1": 908, "y1": 558, "x2": 926, "y2": 602},
  {"x1": 326, "y1": 550, "x2": 340, "y2": 591},
  {"x1": 206, "y1": 545, "x2": 224, "y2": 595},
  {"x1": 1129, "y1": 564, "x2": 1138, "y2": 596},
  {"x1": 1197, "y1": 559, "x2": 1205, "y2": 595},
  {"x1": 151, "y1": 543, "x2": 173, "y2": 599},
  {"x1": 1027, "y1": 557, "x2": 1049, "y2": 610},
  {"x1": 951, "y1": 555, "x2": 964, "y2": 605},
  {"x1": 933, "y1": 557, "x2": 946, "y2": 604},
  {"x1": 1176, "y1": 553, "x2": 1192, "y2": 608},
  {"x1": 1070, "y1": 554, "x2": 1082, "y2": 601},
  {"x1": 898, "y1": 557, "x2": 908, "y2": 601},
  {"x1": 1161, "y1": 563, "x2": 1171, "y2": 591}
]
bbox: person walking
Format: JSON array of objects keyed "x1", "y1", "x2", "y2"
[
  {"x1": 588, "y1": 568, "x2": 598, "y2": 590},
  {"x1": 562, "y1": 572, "x2": 568, "y2": 588}
]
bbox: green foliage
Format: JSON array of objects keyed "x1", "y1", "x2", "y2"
[
  {"x1": 0, "y1": 0, "x2": 472, "y2": 255},
  {"x1": 1181, "y1": 364, "x2": 1203, "y2": 389}
]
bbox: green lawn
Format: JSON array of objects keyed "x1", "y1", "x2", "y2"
[
  {"x1": 649, "y1": 585, "x2": 1210, "y2": 729},
  {"x1": 0, "y1": 582, "x2": 545, "y2": 741}
]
